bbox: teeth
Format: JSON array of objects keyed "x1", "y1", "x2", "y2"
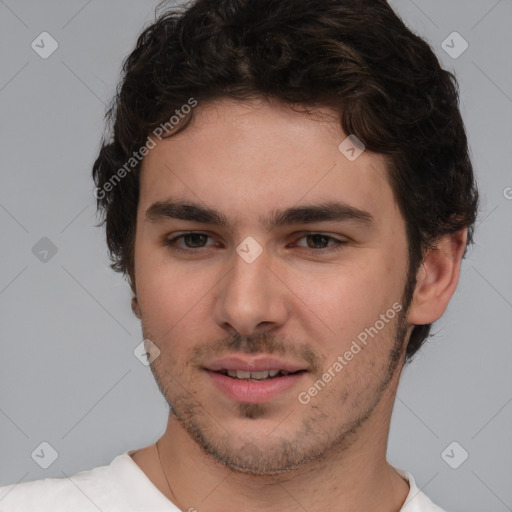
[{"x1": 225, "y1": 369, "x2": 285, "y2": 380}]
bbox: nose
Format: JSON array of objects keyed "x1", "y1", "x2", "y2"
[{"x1": 213, "y1": 246, "x2": 289, "y2": 337}]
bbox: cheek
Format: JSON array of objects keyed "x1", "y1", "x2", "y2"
[
  {"x1": 135, "y1": 244, "x2": 217, "y2": 334},
  {"x1": 292, "y1": 259, "x2": 395, "y2": 333},
  {"x1": 289, "y1": 258, "x2": 405, "y2": 372},
  {"x1": 135, "y1": 242, "x2": 178, "y2": 324}
]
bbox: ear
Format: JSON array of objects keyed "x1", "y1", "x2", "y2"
[
  {"x1": 131, "y1": 296, "x2": 142, "y2": 319},
  {"x1": 407, "y1": 229, "x2": 468, "y2": 325}
]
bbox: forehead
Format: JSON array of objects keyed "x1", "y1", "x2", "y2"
[{"x1": 138, "y1": 99, "x2": 400, "y2": 229}]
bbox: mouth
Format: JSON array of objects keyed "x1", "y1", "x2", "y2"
[
  {"x1": 212, "y1": 368, "x2": 306, "y2": 382},
  {"x1": 205, "y1": 366, "x2": 307, "y2": 403},
  {"x1": 203, "y1": 355, "x2": 309, "y2": 403}
]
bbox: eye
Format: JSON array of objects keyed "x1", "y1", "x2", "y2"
[
  {"x1": 162, "y1": 232, "x2": 347, "y2": 255},
  {"x1": 163, "y1": 232, "x2": 217, "y2": 253},
  {"x1": 293, "y1": 233, "x2": 347, "y2": 254}
]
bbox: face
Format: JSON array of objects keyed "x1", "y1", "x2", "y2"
[{"x1": 133, "y1": 98, "x2": 413, "y2": 474}]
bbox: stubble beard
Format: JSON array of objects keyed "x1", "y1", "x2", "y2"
[{"x1": 143, "y1": 299, "x2": 410, "y2": 476}]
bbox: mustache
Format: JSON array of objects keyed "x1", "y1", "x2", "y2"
[{"x1": 187, "y1": 332, "x2": 323, "y2": 373}]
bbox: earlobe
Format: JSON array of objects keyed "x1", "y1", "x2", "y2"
[
  {"x1": 131, "y1": 296, "x2": 142, "y2": 319},
  {"x1": 407, "y1": 229, "x2": 468, "y2": 325}
]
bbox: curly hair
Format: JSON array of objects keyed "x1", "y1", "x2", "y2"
[{"x1": 92, "y1": 0, "x2": 479, "y2": 363}]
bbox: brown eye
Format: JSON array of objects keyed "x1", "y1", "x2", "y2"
[
  {"x1": 163, "y1": 232, "x2": 215, "y2": 253},
  {"x1": 305, "y1": 234, "x2": 330, "y2": 249},
  {"x1": 294, "y1": 233, "x2": 347, "y2": 253},
  {"x1": 179, "y1": 233, "x2": 209, "y2": 248}
]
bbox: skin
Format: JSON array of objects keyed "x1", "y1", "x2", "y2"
[{"x1": 129, "y1": 98, "x2": 467, "y2": 512}]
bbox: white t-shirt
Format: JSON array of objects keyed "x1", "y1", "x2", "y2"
[{"x1": 0, "y1": 449, "x2": 449, "y2": 512}]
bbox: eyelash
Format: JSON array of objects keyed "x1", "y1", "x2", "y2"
[{"x1": 163, "y1": 232, "x2": 347, "y2": 255}]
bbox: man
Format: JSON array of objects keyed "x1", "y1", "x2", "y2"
[{"x1": 0, "y1": 0, "x2": 479, "y2": 510}]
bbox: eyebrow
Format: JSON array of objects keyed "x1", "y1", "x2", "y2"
[{"x1": 145, "y1": 198, "x2": 374, "y2": 232}]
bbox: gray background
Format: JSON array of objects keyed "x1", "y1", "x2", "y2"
[{"x1": 0, "y1": 1, "x2": 511, "y2": 510}]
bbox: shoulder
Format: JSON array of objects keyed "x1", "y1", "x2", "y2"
[
  {"x1": 0, "y1": 455, "x2": 129, "y2": 512},
  {"x1": 395, "y1": 467, "x2": 452, "y2": 512}
]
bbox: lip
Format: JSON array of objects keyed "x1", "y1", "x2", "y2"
[
  {"x1": 204, "y1": 355, "x2": 307, "y2": 373},
  {"x1": 206, "y1": 369, "x2": 306, "y2": 403}
]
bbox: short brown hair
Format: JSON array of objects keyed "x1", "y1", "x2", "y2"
[{"x1": 92, "y1": 0, "x2": 479, "y2": 362}]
